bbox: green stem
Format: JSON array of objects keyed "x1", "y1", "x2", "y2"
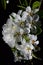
[
  {"x1": 32, "y1": 54, "x2": 42, "y2": 60},
  {"x1": 39, "y1": 0, "x2": 42, "y2": 10},
  {"x1": 29, "y1": 0, "x2": 32, "y2": 6}
]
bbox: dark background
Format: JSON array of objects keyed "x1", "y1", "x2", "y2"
[{"x1": 0, "y1": 0, "x2": 43, "y2": 65}]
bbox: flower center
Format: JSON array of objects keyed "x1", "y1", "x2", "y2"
[
  {"x1": 29, "y1": 12, "x2": 33, "y2": 16},
  {"x1": 26, "y1": 47, "x2": 31, "y2": 51},
  {"x1": 14, "y1": 32, "x2": 20, "y2": 37},
  {"x1": 20, "y1": 22, "x2": 25, "y2": 27}
]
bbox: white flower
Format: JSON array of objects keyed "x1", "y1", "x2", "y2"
[
  {"x1": 24, "y1": 52, "x2": 32, "y2": 60},
  {"x1": 21, "y1": 44, "x2": 33, "y2": 60},
  {"x1": 28, "y1": 34, "x2": 39, "y2": 45},
  {"x1": 2, "y1": 6, "x2": 40, "y2": 61}
]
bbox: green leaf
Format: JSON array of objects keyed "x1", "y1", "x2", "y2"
[
  {"x1": 32, "y1": 1, "x2": 41, "y2": 9},
  {"x1": 1, "y1": 0, "x2": 6, "y2": 10}
]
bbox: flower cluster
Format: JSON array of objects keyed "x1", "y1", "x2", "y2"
[{"x1": 2, "y1": 6, "x2": 40, "y2": 62}]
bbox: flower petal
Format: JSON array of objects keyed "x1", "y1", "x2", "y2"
[
  {"x1": 26, "y1": 6, "x2": 31, "y2": 13},
  {"x1": 26, "y1": 15, "x2": 33, "y2": 23},
  {"x1": 32, "y1": 8, "x2": 39, "y2": 14},
  {"x1": 17, "y1": 10, "x2": 22, "y2": 15},
  {"x1": 33, "y1": 14, "x2": 39, "y2": 22},
  {"x1": 35, "y1": 41, "x2": 39, "y2": 45}
]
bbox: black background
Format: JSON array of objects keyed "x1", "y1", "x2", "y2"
[{"x1": 0, "y1": 0, "x2": 43, "y2": 65}]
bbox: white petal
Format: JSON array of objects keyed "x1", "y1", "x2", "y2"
[
  {"x1": 28, "y1": 43, "x2": 34, "y2": 50},
  {"x1": 21, "y1": 38, "x2": 26, "y2": 45},
  {"x1": 26, "y1": 28, "x2": 30, "y2": 33},
  {"x1": 22, "y1": 11, "x2": 28, "y2": 16},
  {"x1": 26, "y1": 15, "x2": 33, "y2": 23},
  {"x1": 33, "y1": 8, "x2": 39, "y2": 14},
  {"x1": 26, "y1": 6, "x2": 31, "y2": 13},
  {"x1": 20, "y1": 28, "x2": 24, "y2": 35},
  {"x1": 33, "y1": 14, "x2": 39, "y2": 22},
  {"x1": 16, "y1": 14, "x2": 21, "y2": 20},
  {"x1": 11, "y1": 12, "x2": 16, "y2": 18},
  {"x1": 6, "y1": 18, "x2": 14, "y2": 26},
  {"x1": 22, "y1": 11, "x2": 28, "y2": 21},
  {"x1": 29, "y1": 55, "x2": 32, "y2": 59},
  {"x1": 35, "y1": 41, "x2": 39, "y2": 45},
  {"x1": 17, "y1": 10, "x2": 22, "y2": 15},
  {"x1": 33, "y1": 35, "x2": 37, "y2": 41},
  {"x1": 14, "y1": 18, "x2": 19, "y2": 23},
  {"x1": 22, "y1": 15, "x2": 27, "y2": 21},
  {"x1": 26, "y1": 23, "x2": 32, "y2": 29}
]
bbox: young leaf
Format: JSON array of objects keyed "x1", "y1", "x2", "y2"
[
  {"x1": 32, "y1": 1, "x2": 41, "y2": 9},
  {"x1": 1, "y1": 0, "x2": 6, "y2": 10}
]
